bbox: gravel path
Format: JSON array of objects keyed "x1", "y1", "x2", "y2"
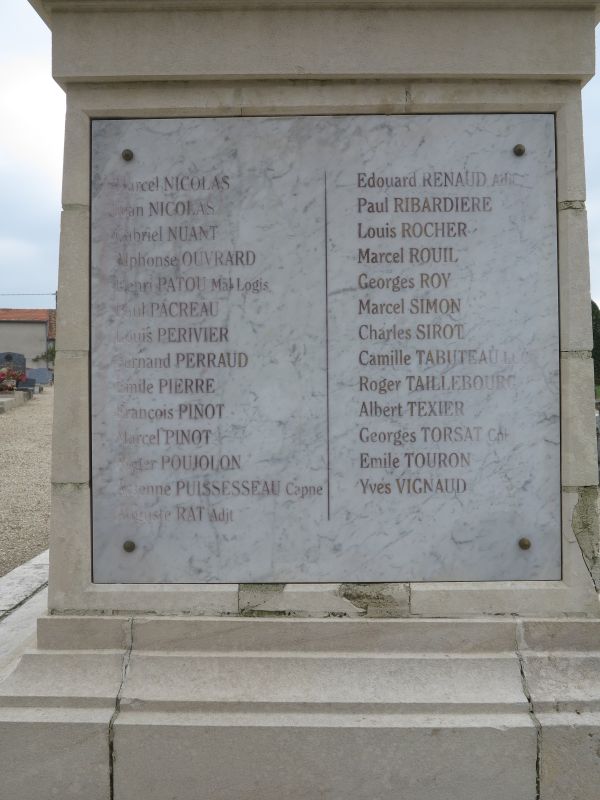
[{"x1": 0, "y1": 389, "x2": 53, "y2": 577}]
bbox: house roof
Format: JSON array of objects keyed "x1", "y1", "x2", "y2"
[{"x1": 0, "y1": 309, "x2": 54, "y2": 323}]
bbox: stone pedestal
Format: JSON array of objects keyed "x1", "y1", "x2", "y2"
[
  {"x1": 2, "y1": 615, "x2": 600, "y2": 799},
  {"x1": 2, "y1": 1, "x2": 599, "y2": 797}
]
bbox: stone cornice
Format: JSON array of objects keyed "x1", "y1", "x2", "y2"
[{"x1": 29, "y1": 0, "x2": 600, "y2": 18}]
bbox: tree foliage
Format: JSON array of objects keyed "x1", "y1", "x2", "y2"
[
  {"x1": 32, "y1": 344, "x2": 55, "y2": 364},
  {"x1": 592, "y1": 301, "x2": 600, "y2": 387}
]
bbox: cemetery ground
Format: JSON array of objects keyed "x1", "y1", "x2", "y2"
[{"x1": 0, "y1": 387, "x2": 52, "y2": 577}]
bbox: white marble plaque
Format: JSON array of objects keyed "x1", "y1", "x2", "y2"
[{"x1": 91, "y1": 114, "x2": 560, "y2": 583}]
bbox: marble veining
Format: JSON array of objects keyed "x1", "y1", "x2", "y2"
[{"x1": 90, "y1": 114, "x2": 560, "y2": 583}]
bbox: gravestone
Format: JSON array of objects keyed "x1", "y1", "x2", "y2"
[
  {"x1": 2, "y1": 2, "x2": 600, "y2": 799},
  {"x1": 0, "y1": 352, "x2": 26, "y2": 374},
  {"x1": 16, "y1": 378, "x2": 36, "y2": 391},
  {"x1": 26, "y1": 367, "x2": 53, "y2": 385}
]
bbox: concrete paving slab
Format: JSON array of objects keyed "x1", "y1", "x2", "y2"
[{"x1": 0, "y1": 550, "x2": 48, "y2": 616}]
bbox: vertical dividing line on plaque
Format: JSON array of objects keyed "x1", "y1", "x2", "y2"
[{"x1": 324, "y1": 171, "x2": 331, "y2": 521}]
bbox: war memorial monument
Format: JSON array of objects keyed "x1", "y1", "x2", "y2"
[{"x1": 1, "y1": 0, "x2": 600, "y2": 797}]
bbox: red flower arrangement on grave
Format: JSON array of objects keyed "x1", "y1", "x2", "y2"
[{"x1": 0, "y1": 368, "x2": 26, "y2": 391}]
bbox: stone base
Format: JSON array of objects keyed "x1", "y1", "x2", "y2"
[
  {"x1": 1, "y1": 616, "x2": 599, "y2": 799},
  {"x1": 0, "y1": 391, "x2": 29, "y2": 414}
]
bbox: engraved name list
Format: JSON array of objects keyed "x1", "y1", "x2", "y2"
[{"x1": 91, "y1": 115, "x2": 560, "y2": 583}]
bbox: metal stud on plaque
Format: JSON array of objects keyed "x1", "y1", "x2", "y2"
[{"x1": 518, "y1": 538, "x2": 532, "y2": 550}]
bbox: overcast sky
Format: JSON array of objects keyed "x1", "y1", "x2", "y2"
[{"x1": 1, "y1": 2, "x2": 600, "y2": 310}]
